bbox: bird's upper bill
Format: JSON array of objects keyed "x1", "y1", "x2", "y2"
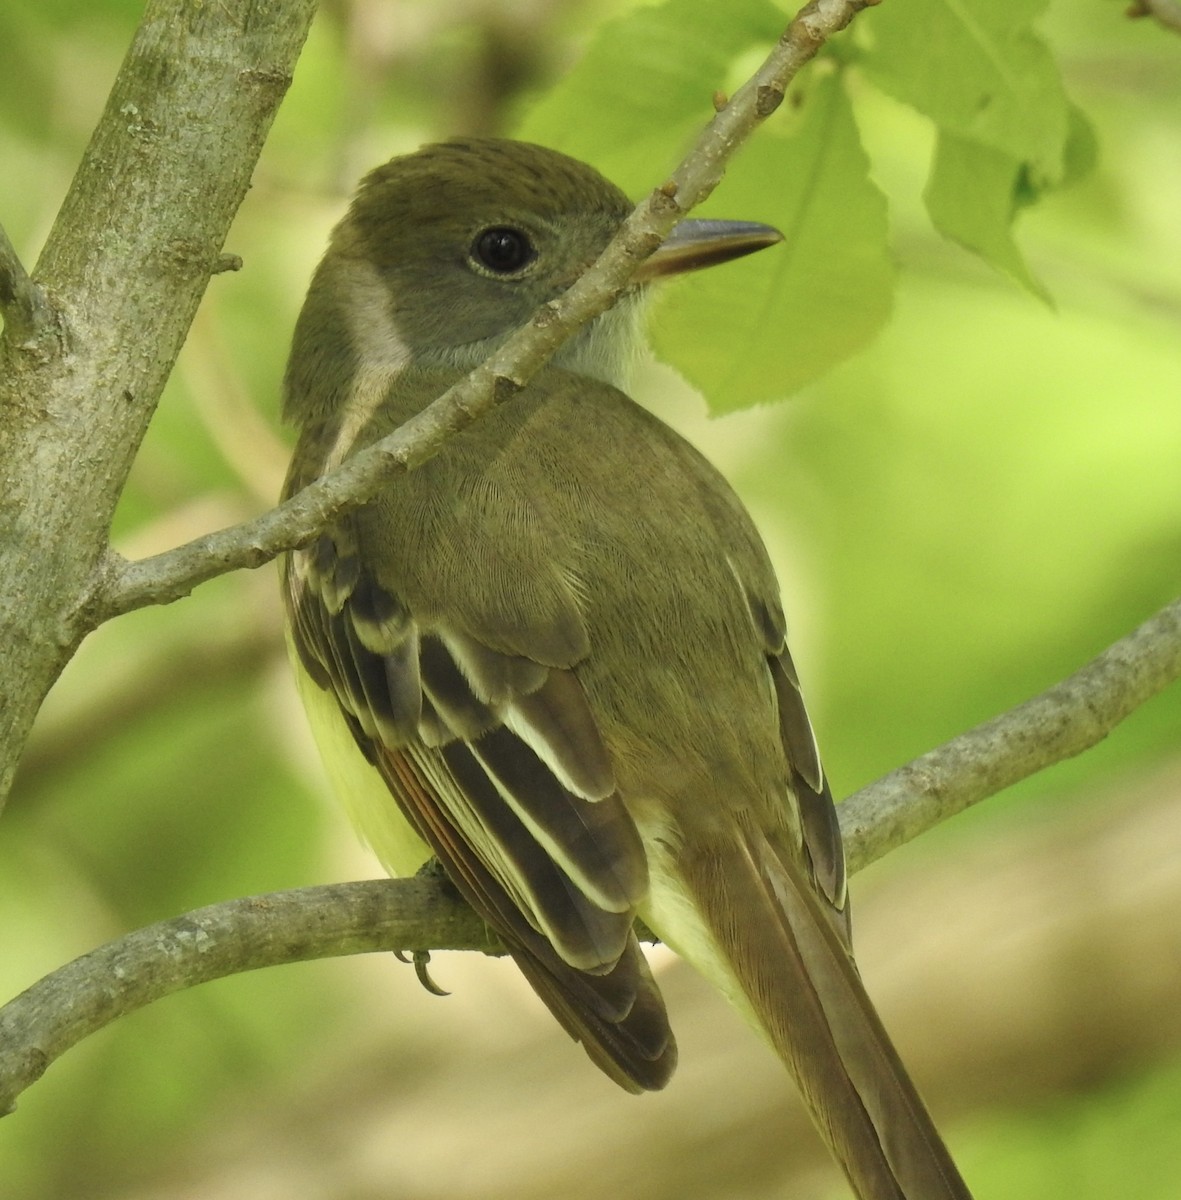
[{"x1": 635, "y1": 218, "x2": 784, "y2": 281}]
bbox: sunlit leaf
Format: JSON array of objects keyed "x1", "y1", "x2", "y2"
[
  {"x1": 858, "y1": 0, "x2": 1072, "y2": 181},
  {"x1": 925, "y1": 131, "x2": 1049, "y2": 300},
  {"x1": 516, "y1": 0, "x2": 784, "y2": 190},
  {"x1": 651, "y1": 71, "x2": 894, "y2": 409}
]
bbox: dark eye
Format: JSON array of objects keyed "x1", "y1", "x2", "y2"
[{"x1": 472, "y1": 226, "x2": 534, "y2": 274}]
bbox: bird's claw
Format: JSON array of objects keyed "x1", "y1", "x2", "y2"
[{"x1": 395, "y1": 948, "x2": 450, "y2": 996}]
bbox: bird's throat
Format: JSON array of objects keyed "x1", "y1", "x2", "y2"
[{"x1": 410, "y1": 289, "x2": 650, "y2": 393}]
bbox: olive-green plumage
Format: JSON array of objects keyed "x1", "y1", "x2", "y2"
[{"x1": 281, "y1": 138, "x2": 971, "y2": 1199}]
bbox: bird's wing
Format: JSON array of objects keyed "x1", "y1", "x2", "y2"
[
  {"x1": 284, "y1": 522, "x2": 676, "y2": 1091},
  {"x1": 701, "y1": 491, "x2": 847, "y2": 924},
  {"x1": 768, "y1": 632, "x2": 847, "y2": 926}
]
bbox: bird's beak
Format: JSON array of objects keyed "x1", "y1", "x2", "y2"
[{"x1": 634, "y1": 218, "x2": 783, "y2": 281}]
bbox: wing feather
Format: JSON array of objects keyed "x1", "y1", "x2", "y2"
[
  {"x1": 769, "y1": 648, "x2": 846, "y2": 916},
  {"x1": 284, "y1": 534, "x2": 675, "y2": 1089},
  {"x1": 378, "y1": 739, "x2": 675, "y2": 1090}
]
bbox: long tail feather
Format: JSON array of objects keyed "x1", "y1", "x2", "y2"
[{"x1": 680, "y1": 823, "x2": 971, "y2": 1200}]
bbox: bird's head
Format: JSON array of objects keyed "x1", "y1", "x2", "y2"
[{"x1": 286, "y1": 138, "x2": 780, "y2": 418}]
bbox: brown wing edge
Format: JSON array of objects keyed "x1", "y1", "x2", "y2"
[{"x1": 379, "y1": 741, "x2": 677, "y2": 1092}]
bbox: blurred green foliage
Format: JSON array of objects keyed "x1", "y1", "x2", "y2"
[{"x1": 1, "y1": 1, "x2": 1179, "y2": 1198}]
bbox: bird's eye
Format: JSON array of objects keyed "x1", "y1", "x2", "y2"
[{"x1": 472, "y1": 226, "x2": 535, "y2": 274}]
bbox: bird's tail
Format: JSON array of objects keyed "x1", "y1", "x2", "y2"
[{"x1": 678, "y1": 821, "x2": 972, "y2": 1200}]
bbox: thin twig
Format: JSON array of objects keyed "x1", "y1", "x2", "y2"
[{"x1": 96, "y1": 0, "x2": 878, "y2": 622}]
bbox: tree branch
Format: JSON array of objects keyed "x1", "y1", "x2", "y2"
[
  {"x1": 0, "y1": 0, "x2": 318, "y2": 808},
  {"x1": 0, "y1": 879, "x2": 496, "y2": 1118},
  {"x1": 3, "y1": 590, "x2": 1178, "y2": 1117},
  {"x1": 840, "y1": 595, "x2": 1181, "y2": 874},
  {"x1": 96, "y1": 0, "x2": 878, "y2": 621}
]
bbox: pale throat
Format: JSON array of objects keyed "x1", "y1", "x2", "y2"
[{"x1": 412, "y1": 291, "x2": 650, "y2": 391}]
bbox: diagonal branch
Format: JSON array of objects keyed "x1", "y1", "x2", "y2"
[
  {"x1": 0, "y1": 0, "x2": 318, "y2": 808},
  {"x1": 2, "y1": 590, "x2": 1178, "y2": 1117},
  {"x1": 840, "y1": 594, "x2": 1181, "y2": 873},
  {"x1": 95, "y1": 0, "x2": 878, "y2": 622}
]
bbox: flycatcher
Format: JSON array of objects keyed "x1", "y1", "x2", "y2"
[{"x1": 281, "y1": 137, "x2": 971, "y2": 1200}]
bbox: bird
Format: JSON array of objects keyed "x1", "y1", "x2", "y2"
[{"x1": 280, "y1": 136, "x2": 972, "y2": 1200}]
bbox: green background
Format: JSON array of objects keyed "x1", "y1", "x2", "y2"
[{"x1": 2, "y1": 1, "x2": 1179, "y2": 1197}]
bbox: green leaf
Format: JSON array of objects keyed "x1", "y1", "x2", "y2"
[
  {"x1": 516, "y1": 0, "x2": 891, "y2": 406},
  {"x1": 925, "y1": 132, "x2": 1050, "y2": 300},
  {"x1": 858, "y1": 0, "x2": 1071, "y2": 182},
  {"x1": 651, "y1": 70, "x2": 894, "y2": 410},
  {"x1": 515, "y1": 0, "x2": 784, "y2": 191}
]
